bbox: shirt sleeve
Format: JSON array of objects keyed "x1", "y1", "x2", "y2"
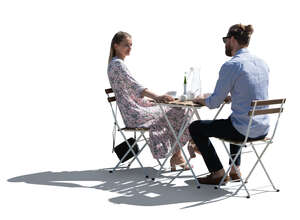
[
  {"x1": 111, "y1": 60, "x2": 146, "y2": 98},
  {"x1": 205, "y1": 61, "x2": 240, "y2": 109}
]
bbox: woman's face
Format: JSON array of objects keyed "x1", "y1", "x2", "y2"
[{"x1": 114, "y1": 37, "x2": 132, "y2": 59}]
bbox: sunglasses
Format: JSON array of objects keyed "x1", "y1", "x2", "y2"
[{"x1": 222, "y1": 36, "x2": 231, "y2": 43}]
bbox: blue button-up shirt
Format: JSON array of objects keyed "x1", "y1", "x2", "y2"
[{"x1": 205, "y1": 48, "x2": 269, "y2": 138}]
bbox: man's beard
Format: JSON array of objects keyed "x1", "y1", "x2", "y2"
[{"x1": 225, "y1": 43, "x2": 233, "y2": 57}]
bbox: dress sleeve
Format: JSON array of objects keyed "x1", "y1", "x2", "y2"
[
  {"x1": 205, "y1": 61, "x2": 240, "y2": 109},
  {"x1": 110, "y1": 60, "x2": 146, "y2": 98}
]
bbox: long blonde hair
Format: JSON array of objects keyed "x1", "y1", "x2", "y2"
[{"x1": 108, "y1": 31, "x2": 131, "y2": 65}]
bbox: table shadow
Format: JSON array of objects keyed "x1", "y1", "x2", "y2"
[{"x1": 7, "y1": 167, "x2": 232, "y2": 209}]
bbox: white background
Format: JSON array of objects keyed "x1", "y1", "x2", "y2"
[{"x1": 0, "y1": 0, "x2": 299, "y2": 219}]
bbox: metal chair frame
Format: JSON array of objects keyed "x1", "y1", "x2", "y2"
[
  {"x1": 215, "y1": 98, "x2": 286, "y2": 198},
  {"x1": 105, "y1": 88, "x2": 161, "y2": 178}
]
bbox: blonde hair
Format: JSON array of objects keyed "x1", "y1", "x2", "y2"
[
  {"x1": 108, "y1": 31, "x2": 131, "y2": 65},
  {"x1": 227, "y1": 24, "x2": 254, "y2": 46}
]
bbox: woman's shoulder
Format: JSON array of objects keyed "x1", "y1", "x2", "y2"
[
  {"x1": 111, "y1": 57, "x2": 125, "y2": 65},
  {"x1": 109, "y1": 57, "x2": 126, "y2": 70},
  {"x1": 108, "y1": 57, "x2": 129, "y2": 77}
]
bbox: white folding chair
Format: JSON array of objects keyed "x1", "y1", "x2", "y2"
[
  {"x1": 215, "y1": 98, "x2": 286, "y2": 198},
  {"x1": 105, "y1": 88, "x2": 161, "y2": 178}
]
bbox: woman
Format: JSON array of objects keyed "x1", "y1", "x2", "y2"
[{"x1": 107, "y1": 31, "x2": 199, "y2": 170}]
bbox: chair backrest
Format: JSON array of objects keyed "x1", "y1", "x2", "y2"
[
  {"x1": 248, "y1": 99, "x2": 285, "y2": 116},
  {"x1": 105, "y1": 88, "x2": 123, "y2": 149},
  {"x1": 105, "y1": 88, "x2": 128, "y2": 128},
  {"x1": 105, "y1": 88, "x2": 119, "y2": 123},
  {"x1": 105, "y1": 88, "x2": 116, "y2": 103},
  {"x1": 244, "y1": 98, "x2": 286, "y2": 143}
]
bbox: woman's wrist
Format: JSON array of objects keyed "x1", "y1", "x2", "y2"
[{"x1": 143, "y1": 89, "x2": 158, "y2": 100}]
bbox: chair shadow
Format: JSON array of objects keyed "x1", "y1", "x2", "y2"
[{"x1": 7, "y1": 167, "x2": 232, "y2": 209}]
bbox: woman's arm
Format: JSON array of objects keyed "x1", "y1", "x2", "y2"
[
  {"x1": 141, "y1": 88, "x2": 158, "y2": 99},
  {"x1": 142, "y1": 89, "x2": 174, "y2": 102}
]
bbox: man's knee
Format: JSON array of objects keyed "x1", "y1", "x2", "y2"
[
  {"x1": 189, "y1": 120, "x2": 214, "y2": 136},
  {"x1": 189, "y1": 120, "x2": 203, "y2": 136}
]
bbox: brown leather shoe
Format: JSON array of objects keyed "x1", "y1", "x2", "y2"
[
  {"x1": 197, "y1": 174, "x2": 230, "y2": 185},
  {"x1": 229, "y1": 172, "x2": 242, "y2": 182}
]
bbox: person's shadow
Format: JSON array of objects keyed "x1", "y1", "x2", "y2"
[{"x1": 8, "y1": 167, "x2": 232, "y2": 209}]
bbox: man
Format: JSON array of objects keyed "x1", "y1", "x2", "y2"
[{"x1": 189, "y1": 24, "x2": 269, "y2": 185}]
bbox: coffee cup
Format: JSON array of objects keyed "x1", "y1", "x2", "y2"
[{"x1": 179, "y1": 94, "x2": 187, "y2": 101}]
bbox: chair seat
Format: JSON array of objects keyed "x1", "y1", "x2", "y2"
[
  {"x1": 119, "y1": 127, "x2": 150, "y2": 131},
  {"x1": 219, "y1": 137, "x2": 271, "y2": 145}
]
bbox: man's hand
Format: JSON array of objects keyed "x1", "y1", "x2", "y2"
[
  {"x1": 224, "y1": 96, "x2": 232, "y2": 104},
  {"x1": 192, "y1": 97, "x2": 206, "y2": 106},
  {"x1": 192, "y1": 93, "x2": 210, "y2": 106}
]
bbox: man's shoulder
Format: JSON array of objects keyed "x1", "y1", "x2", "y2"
[
  {"x1": 221, "y1": 59, "x2": 242, "y2": 71},
  {"x1": 235, "y1": 51, "x2": 266, "y2": 64}
]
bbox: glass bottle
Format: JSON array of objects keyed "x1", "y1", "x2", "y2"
[{"x1": 184, "y1": 72, "x2": 187, "y2": 95}]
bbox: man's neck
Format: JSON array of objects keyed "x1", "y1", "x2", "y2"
[{"x1": 232, "y1": 46, "x2": 247, "y2": 56}]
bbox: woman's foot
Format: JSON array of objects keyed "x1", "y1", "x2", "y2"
[
  {"x1": 229, "y1": 167, "x2": 242, "y2": 181},
  {"x1": 187, "y1": 140, "x2": 201, "y2": 158},
  {"x1": 170, "y1": 155, "x2": 192, "y2": 171}
]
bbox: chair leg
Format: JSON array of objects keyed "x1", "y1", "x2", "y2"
[
  {"x1": 156, "y1": 159, "x2": 162, "y2": 167},
  {"x1": 152, "y1": 147, "x2": 173, "y2": 181},
  {"x1": 250, "y1": 143, "x2": 279, "y2": 191},
  {"x1": 127, "y1": 141, "x2": 148, "y2": 169},
  {"x1": 225, "y1": 142, "x2": 279, "y2": 198},
  {"x1": 217, "y1": 141, "x2": 251, "y2": 198},
  {"x1": 111, "y1": 131, "x2": 149, "y2": 178}
]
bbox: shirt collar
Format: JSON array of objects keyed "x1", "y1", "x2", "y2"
[{"x1": 234, "y1": 48, "x2": 249, "y2": 56}]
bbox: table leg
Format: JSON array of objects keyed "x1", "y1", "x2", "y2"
[{"x1": 153, "y1": 104, "x2": 201, "y2": 188}]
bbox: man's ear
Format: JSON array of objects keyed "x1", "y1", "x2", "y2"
[{"x1": 231, "y1": 37, "x2": 238, "y2": 47}]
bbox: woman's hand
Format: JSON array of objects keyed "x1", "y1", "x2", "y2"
[{"x1": 155, "y1": 95, "x2": 175, "y2": 103}]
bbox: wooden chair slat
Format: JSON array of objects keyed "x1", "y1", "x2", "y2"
[
  {"x1": 120, "y1": 127, "x2": 149, "y2": 131},
  {"x1": 251, "y1": 98, "x2": 286, "y2": 106},
  {"x1": 107, "y1": 97, "x2": 116, "y2": 102},
  {"x1": 105, "y1": 88, "x2": 114, "y2": 94},
  {"x1": 248, "y1": 108, "x2": 283, "y2": 116},
  {"x1": 220, "y1": 137, "x2": 271, "y2": 145}
]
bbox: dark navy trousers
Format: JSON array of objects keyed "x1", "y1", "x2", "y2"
[{"x1": 188, "y1": 117, "x2": 266, "y2": 173}]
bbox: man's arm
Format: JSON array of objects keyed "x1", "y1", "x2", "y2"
[
  {"x1": 193, "y1": 94, "x2": 232, "y2": 106},
  {"x1": 203, "y1": 62, "x2": 238, "y2": 109}
]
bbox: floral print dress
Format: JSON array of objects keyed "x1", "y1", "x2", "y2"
[{"x1": 107, "y1": 57, "x2": 191, "y2": 159}]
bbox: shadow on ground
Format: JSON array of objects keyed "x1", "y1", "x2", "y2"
[{"x1": 8, "y1": 167, "x2": 232, "y2": 208}]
